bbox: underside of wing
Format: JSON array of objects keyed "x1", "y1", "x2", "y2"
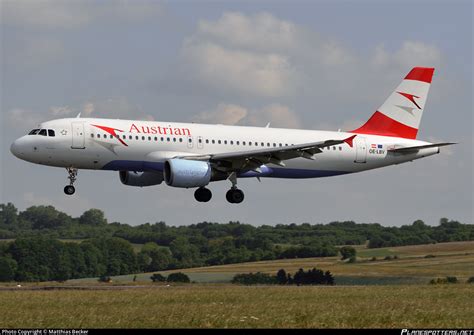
[
  {"x1": 178, "y1": 135, "x2": 357, "y2": 173},
  {"x1": 388, "y1": 142, "x2": 456, "y2": 154}
]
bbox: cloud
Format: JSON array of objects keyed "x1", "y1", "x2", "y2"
[
  {"x1": 179, "y1": 11, "x2": 443, "y2": 104},
  {"x1": 182, "y1": 42, "x2": 295, "y2": 97},
  {"x1": 193, "y1": 103, "x2": 301, "y2": 128}
]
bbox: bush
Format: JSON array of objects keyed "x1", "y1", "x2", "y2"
[
  {"x1": 467, "y1": 277, "x2": 474, "y2": 283},
  {"x1": 339, "y1": 246, "x2": 356, "y2": 260},
  {"x1": 167, "y1": 272, "x2": 190, "y2": 283},
  {"x1": 232, "y1": 272, "x2": 276, "y2": 285},
  {"x1": 430, "y1": 277, "x2": 458, "y2": 284},
  {"x1": 348, "y1": 256, "x2": 357, "y2": 263},
  {"x1": 98, "y1": 275, "x2": 112, "y2": 283},
  {"x1": 424, "y1": 254, "x2": 436, "y2": 258},
  {"x1": 150, "y1": 273, "x2": 166, "y2": 282},
  {"x1": 384, "y1": 256, "x2": 392, "y2": 261},
  {"x1": 446, "y1": 276, "x2": 458, "y2": 283},
  {"x1": 370, "y1": 257, "x2": 377, "y2": 261}
]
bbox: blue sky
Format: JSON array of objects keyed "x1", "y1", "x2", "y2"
[{"x1": 1, "y1": 0, "x2": 472, "y2": 227}]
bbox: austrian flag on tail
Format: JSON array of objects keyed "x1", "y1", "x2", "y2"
[{"x1": 350, "y1": 67, "x2": 434, "y2": 139}]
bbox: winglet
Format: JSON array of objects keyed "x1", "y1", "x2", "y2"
[{"x1": 344, "y1": 134, "x2": 357, "y2": 148}]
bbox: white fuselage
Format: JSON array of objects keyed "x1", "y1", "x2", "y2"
[{"x1": 11, "y1": 117, "x2": 439, "y2": 179}]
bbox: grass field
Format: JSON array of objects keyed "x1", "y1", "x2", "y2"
[
  {"x1": 0, "y1": 285, "x2": 472, "y2": 328},
  {"x1": 70, "y1": 241, "x2": 474, "y2": 285},
  {"x1": 1, "y1": 241, "x2": 473, "y2": 328}
]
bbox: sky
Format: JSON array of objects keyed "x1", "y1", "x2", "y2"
[{"x1": 1, "y1": 0, "x2": 472, "y2": 227}]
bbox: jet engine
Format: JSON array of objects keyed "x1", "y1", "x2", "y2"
[
  {"x1": 164, "y1": 159, "x2": 212, "y2": 188},
  {"x1": 119, "y1": 171, "x2": 163, "y2": 187}
]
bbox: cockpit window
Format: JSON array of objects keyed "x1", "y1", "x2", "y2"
[
  {"x1": 38, "y1": 129, "x2": 47, "y2": 136},
  {"x1": 48, "y1": 129, "x2": 55, "y2": 137},
  {"x1": 28, "y1": 129, "x2": 40, "y2": 135}
]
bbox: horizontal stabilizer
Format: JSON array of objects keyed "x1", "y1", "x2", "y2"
[{"x1": 388, "y1": 142, "x2": 456, "y2": 153}]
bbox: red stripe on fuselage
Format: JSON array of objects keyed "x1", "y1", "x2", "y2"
[
  {"x1": 404, "y1": 67, "x2": 434, "y2": 83},
  {"x1": 349, "y1": 111, "x2": 418, "y2": 139}
]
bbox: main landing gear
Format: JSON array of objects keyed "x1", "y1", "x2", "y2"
[
  {"x1": 226, "y1": 172, "x2": 244, "y2": 204},
  {"x1": 64, "y1": 167, "x2": 78, "y2": 195},
  {"x1": 193, "y1": 173, "x2": 245, "y2": 204},
  {"x1": 194, "y1": 187, "x2": 212, "y2": 202}
]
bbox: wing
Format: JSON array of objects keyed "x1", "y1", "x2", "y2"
[
  {"x1": 388, "y1": 142, "x2": 456, "y2": 154},
  {"x1": 178, "y1": 135, "x2": 357, "y2": 173}
]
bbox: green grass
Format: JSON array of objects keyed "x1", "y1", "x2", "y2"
[{"x1": 0, "y1": 285, "x2": 472, "y2": 328}]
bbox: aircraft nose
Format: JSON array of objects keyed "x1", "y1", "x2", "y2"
[{"x1": 10, "y1": 138, "x2": 24, "y2": 158}]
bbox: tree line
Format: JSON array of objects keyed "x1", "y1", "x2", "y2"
[
  {"x1": 231, "y1": 268, "x2": 335, "y2": 286},
  {"x1": 0, "y1": 202, "x2": 472, "y2": 282}
]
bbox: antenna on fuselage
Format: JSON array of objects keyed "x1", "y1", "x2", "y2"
[
  {"x1": 76, "y1": 112, "x2": 81, "y2": 118},
  {"x1": 265, "y1": 122, "x2": 271, "y2": 128}
]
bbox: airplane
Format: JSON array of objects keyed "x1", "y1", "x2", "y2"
[{"x1": 10, "y1": 67, "x2": 455, "y2": 204}]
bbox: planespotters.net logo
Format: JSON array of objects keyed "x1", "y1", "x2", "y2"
[{"x1": 402, "y1": 330, "x2": 473, "y2": 335}]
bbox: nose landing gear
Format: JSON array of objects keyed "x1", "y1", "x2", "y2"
[{"x1": 64, "y1": 167, "x2": 78, "y2": 195}]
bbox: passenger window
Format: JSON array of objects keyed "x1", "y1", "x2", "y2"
[
  {"x1": 249, "y1": 142, "x2": 252, "y2": 146},
  {"x1": 173, "y1": 138, "x2": 176, "y2": 142},
  {"x1": 189, "y1": 138, "x2": 192, "y2": 143},
  {"x1": 167, "y1": 137, "x2": 170, "y2": 142},
  {"x1": 279, "y1": 143, "x2": 282, "y2": 147},
  {"x1": 255, "y1": 142, "x2": 258, "y2": 146},
  {"x1": 261, "y1": 143, "x2": 264, "y2": 147},
  {"x1": 218, "y1": 140, "x2": 221, "y2": 144},
  {"x1": 230, "y1": 140, "x2": 233, "y2": 145},
  {"x1": 243, "y1": 141, "x2": 246, "y2": 146},
  {"x1": 97, "y1": 134, "x2": 101, "y2": 138},
  {"x1": 161, "y1": 137, "x2": 164, "y2": 141},
  {"x1": 212, "y1": 140, "x2": 215, "y2": 144},
  {"x1": 129, "y1": 135, "x2": 132, "y2": 140},
  {"x1": 179, "y1": 138, "x2": 183, "y2": 142},
  {"x1": 48, "y1": 129, "x2": 55, "y2": 137},
  {"x1": 109, "y1": 134, "x2": 113, "y2": 139},
  {"x1": 39, "y1": 129, "x2": 47, "y2": 136},
  {"x1": 142, "y1": 136, "x2": 145, "y2": 140},
  {"x1": 91, "y1": 134, "x2": 94, "y2": 138},
  {"x1": 136, "y1": 136, "x2": 139, "y2": 140},
  {"x1": 148, "y1": 136, "x2": 151, "y2": 141},
  {"x1": 199, "y1": 138, "x2": 202, "y2": 143},
  {"x1": 267, "y1": 143, "x2": 270, "y2": 147},
  {"x1": 236, "y1": 141, "x2": 239, "y2": 145},
  {"x1": 154, "y1": 137, "x2": 158, "y2": 141},
  {"x1": 205, "y1": 139, "x2": 209, "y2": 144},
  {"x1": 224, "y1": 140, "x2": 227, "y2": 145},
  {"x1": 339, "y1": 147, "x2": 342, "y2": 151}
]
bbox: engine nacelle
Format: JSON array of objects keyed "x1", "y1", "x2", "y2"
[
  {"x1": 119, "y1": 171, "x2": 163, "y2": 187},
  {"x1": 164, "y1": 159, "x2": 211, "y2": 188}
]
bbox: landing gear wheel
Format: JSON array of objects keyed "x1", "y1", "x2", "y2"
[
  {"x1": 64, "y1": 185, "x2": 75, "y2": 195},
  {"x1": 226, "y1": 188, "x2": 244, "y2": 204},
  {"x1": 194, "y1": 187, "x2": 212, "y2": 202},
  {"x1": 64, "y1": 167, "x2": 78, "y2": 196}
]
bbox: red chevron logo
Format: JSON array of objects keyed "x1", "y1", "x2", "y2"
[{"x1": 397, "y1": 92, "x2": 421, "y2": 109}]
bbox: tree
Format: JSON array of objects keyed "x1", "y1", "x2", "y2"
[
  {"x1": 167, "y1": 272, "x2": 190, "y2": 283},
  {"x1": 276, "y1": 269, "x2": 287, "y2": 285},
  {"x1": 19, "y1": 206, "x2": 71, "y2": 229},
  {"x1": 150, "y1": 273, "x2": 166, "y2": 282},
  {"x1": 339, "y1": 246, "x2": 356, "y2": 260},
  {"x1": 0, "y1": 203, "x2": 18, "y2": 227},
  {"x1": 0, "y1": 256, "x2": 17, "y2": 281},
  {"x1": 79, "y1": 209, "x2": 107, "y2": 226}
]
